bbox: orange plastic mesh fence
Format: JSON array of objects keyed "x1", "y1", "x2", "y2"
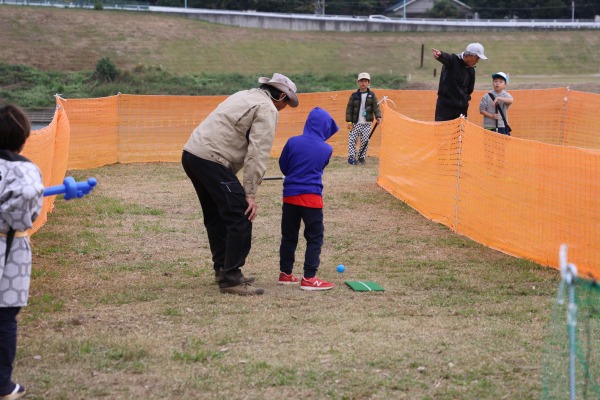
[
  {"x1": 21, "y1": 102, "x2": 70, "y2": 234},
  {"x1": 61, "y1": 95, "x2": 119, "y2": 168},
  {"x1": 562, "y1": 90, "x2": 600, "y2": 149},
  {"x1": 378, "y1": 103, "x2": 600, "y2": 281},
  {"x1": 378, "y1": 114, "x2": 460, "y2": 229},
  {"x1": 61, "y1": 92, "x2": 357, "y2": 169},
  {"x1": 22, "y1": 89, "x2": 600, "y2": 279},
  {"x1": 56, "y1": 88, "x2": 600, "y2": 170}
]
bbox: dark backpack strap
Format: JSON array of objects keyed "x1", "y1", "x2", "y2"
[
  {"x1": 488, "y1": 93, "x2": 511, "y2": 134},
  {"x1": 488, "y1": 93, "x2": 498, "y2": 131},
  {"x1": 495, "y1": 104, "x2": 511, "y2": 134},
  {"x1": 5, "y1": 228, "x2": 15, "y2": 264}
]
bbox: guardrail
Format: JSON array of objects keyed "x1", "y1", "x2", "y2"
[
  {"x1": 3, "y1": 2, "x2": 599, "y2": 31},
  {"x1": 149, "y1": 7, "x2": 600, "y2": 31},
  {"x1": 1, "y1": 0, "x2": 150, "y2": 10}
]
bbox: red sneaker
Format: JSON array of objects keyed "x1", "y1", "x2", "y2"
[
  {"x1": 278, "y1": 272, "x2": 299, "y2": 285},
  {"x1": 300, "y1": 276, "x2": 335, "y2": 291}
]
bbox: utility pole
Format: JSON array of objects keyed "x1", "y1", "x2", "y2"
[
  {"x1": 571, "y1": 1, "x2": 575, "y2": 22},
  {"x1": 315, "y1": 0, "x2": 325, "y2": 15}
]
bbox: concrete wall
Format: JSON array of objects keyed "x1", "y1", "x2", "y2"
[{"x1": 148, "y1": 7, "x2": 600, "y2": 32}]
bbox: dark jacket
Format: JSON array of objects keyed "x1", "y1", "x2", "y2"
[
  {"x1": 435, "y1": 51, "x2": 476, "y2": 115},
  {"x1": 279, "y1": 107, "x2": 338, "y2": 198},
  {"x1": 346, "y1": 89, "x2": 382, "y2": 123}
]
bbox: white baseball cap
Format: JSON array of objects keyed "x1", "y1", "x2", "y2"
[
  {"x1": 465, "y1": 43, "x2": 488, "y2": 60},
  {"x1": 357, "y1": 72, "x2": 371, "y2": 81},
  {"x1": 258, "y1": 73, "x2": 299, "y2": 107},
  {"x1": 492, "y1": 72, "x2": 508, "y2": 83}
]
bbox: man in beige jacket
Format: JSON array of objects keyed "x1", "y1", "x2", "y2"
[{"x1": 182, "y1": 73, "x2": 299, "y2": 295}]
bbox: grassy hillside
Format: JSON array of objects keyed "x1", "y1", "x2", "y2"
[
  {"x1": 0, "y1": 63, "x2": 406, "y2": 108},
  {"x1": 1, "y1": 4, "x2": 600, "y2": 106}
]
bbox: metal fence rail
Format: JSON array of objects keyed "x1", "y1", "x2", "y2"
[{"x1": 2, "y1": 1, "x2": 599, "y2": 31}]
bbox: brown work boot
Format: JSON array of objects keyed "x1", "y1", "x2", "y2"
[
  {"x1": 214, "y1": 270, "x2": 255, "y2": 284},
  {"x1": 219, "y1": 282, "x2": 265, "y2": 296}
]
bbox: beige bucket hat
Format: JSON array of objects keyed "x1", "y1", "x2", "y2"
[
  {"x1": 357, "y1": 72, "x2": 371, "y2": 81},
  {"x1": 258, "y1": 73, "x2": 299, "y2": 107}
]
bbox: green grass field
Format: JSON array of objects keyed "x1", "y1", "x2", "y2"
[{"x1": 21, "y1": 159, "x2": 560, "y2": 399}]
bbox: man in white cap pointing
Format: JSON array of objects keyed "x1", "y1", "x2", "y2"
[
  {"x1": 432, "y1": 43, "x2": 487, "y2": 121},
  {"x1": 182, "y1": 73, "x2": 299, "y2": 295}
]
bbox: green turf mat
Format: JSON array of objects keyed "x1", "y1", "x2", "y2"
[{"x1": 345, "y1": 281, "x2": 384, "y2": 292}]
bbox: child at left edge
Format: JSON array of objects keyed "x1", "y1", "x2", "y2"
[
  {"x1": 277, "y1": 107, "x2": 338, "y2": 291},
  {"x1": 0, "y1": 105, "x2": 45, "y2": 400}
]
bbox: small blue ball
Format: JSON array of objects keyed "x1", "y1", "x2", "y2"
[{"x1": 337, "y1": 264, "x2": 345, "y2": 273}]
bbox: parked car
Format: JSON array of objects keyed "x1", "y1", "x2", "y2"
[{"x1": 368, "y1": 15, "x2": 392, "y2": 21}]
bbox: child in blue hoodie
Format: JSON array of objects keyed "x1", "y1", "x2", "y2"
[{"x1": 278, "y1": 107, "x2": 338, "y2": 291}]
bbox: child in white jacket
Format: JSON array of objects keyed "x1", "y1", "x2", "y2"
[{"x1": 0, "y1": 105, "x2": 44, "y2": 400}]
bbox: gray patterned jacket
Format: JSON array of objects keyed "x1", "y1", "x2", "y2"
[{"x1": 0, "y1": 150, "x2": 44, "y2": 307}]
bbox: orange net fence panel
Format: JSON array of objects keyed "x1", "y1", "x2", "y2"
[
  {"x1": 378, "y1": 113, "x2": 460, "y2": 228},
  {"x1": 21, "y1": 89, "x2": 600, "y2": 279},
  {"x1": 115, "y1": 95, "x2": 206, "y2": 164},
  {"x1": 21, "y1": 102, "x2": 70, "y2": 234},
  {"x1": 339, "y1": 87, "x2": 597, "y2": 152},
  {"x1": 55, "y1": 88, "x2": 600, "y2": 170},
  {"x1": 61, "y1": 92, "x2": 358, "y2": 168},
  {"x1": 378, "y1": 103, "x2": 600, "y2": 281},
  {"x1": 61, "y1": 96, "x2": 119, "y2": 169},
  {"x1": 486, "y1": 88, "x2": 569, "y2": 144},
  {"x1": 458, "y1": 121, "x2": 599, "y2": 274},
  {"x1": 562, "y1": 90, "x2": 600, "y2": 149}
]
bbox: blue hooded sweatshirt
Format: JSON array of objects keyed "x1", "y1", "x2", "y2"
[{"x1": 279, "y1": 107, "x2": 339, "y2": 198}]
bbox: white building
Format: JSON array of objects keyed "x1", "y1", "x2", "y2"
[{"x1": 385, "y1": 0, "x2": 474, "y2": 19}]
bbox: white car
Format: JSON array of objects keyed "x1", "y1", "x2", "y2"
[{"x1": 368, "y1": 15, "x2": 392, "y2": 21}]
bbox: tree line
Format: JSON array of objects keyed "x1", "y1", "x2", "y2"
[{"x1": 150, "y1": 0, "x2": 600, "y2": 19}]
